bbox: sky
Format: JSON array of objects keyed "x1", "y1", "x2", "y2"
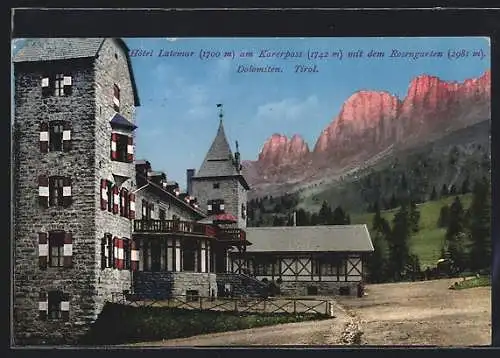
[{"x1": 12, "y1": 37, "x2": 490, "y2": 190}]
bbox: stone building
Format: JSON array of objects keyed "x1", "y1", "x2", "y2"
[
  {"x1": 12, "y1": 38, "x2": 373, "y2": 346},
  {"x1": 12, "y1": 38, "x2": 140, "y2": 345}
]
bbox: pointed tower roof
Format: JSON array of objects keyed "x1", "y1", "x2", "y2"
[{"x1": 195, "y1": 119, "x2": 240, "y2": 178}]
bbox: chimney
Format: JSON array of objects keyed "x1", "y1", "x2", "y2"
[{"x1": 186, "y1": 169, "x2": 195, "y2": 195}]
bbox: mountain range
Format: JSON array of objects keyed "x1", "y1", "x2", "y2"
[{"x1": 243, "y1": 70, "x2": 491, "y2": 198}]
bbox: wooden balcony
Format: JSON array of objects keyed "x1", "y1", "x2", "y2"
[{"x1": 134, "y1": 219, "x2": 217, "y2": 237}]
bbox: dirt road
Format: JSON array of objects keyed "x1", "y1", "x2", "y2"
[
  {"x1": 132, "y1": 278, "x2": 490, "y2": 347},
  {"x1": 337, "y1": 278, "x2": 491, "y2": 346}
]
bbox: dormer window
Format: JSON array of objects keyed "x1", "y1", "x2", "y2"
[{"x1": 113, "y1": 84, "x2": 120, "y2": 112}]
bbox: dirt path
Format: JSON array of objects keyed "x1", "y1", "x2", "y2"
[
  {"x1": 131, "y1": 304, "x2": 354, "y2": 346},
  {"x1": 129, "y1": 278, "x2": 490, "y2": 347},
  {"x1": 337, "y1": 278, "x2": 491, "y2": 346}
]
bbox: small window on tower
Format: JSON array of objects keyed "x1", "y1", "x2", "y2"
[
  {"x1": 213, "y1": 182, "x2": 220, "y2": 189},
  {"x1": 49, "y1": 176, "x2": 65, "y2": 207},
  {"x1": 48, "y1": 290, "x2": 63, "y2": 319},
  {"x1": 49, "y1": 121, "x2": 64, "y2": 152},
  {"x1": 48, "y1": 231, "x2": 65, "y2": 267},
  {"x1": 54, "y1": 74, "x2": 65, "y2": 96}
]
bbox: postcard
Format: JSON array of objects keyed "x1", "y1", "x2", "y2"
[{"x1": 11, "y1": 36, "x2": 491, "y2": 347}]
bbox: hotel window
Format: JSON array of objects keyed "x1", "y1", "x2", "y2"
[
  {"x1": 42, "y1": 73, "x2": 72, "y2": 97},
  {"x1": 254, "y1": 262, "x2": 272, "y2": 276},
  {"x1": 107, "y1": 181, "x2": 114, "y2": 212},
  {"x1": 49, "y1": 121, "x2": 64, "y2": 151},
  {"x1": 123, "y1": 238, "x2": 131, "y2": 270},
  {"x1": 120, "y1": 188, "x2": 130, "y2": 218},
  {"x1": 207, "y1": 199, "x2": 225, "y2": 215},
  {"x1": 213, "y1": 182, "x2": 220, "y2": 189},
  {"x1": 48, "y1": 231, "x2": 65, "y2": 268},
  {"x1": 318, "y1": 258, "x2": 346, "y2": 276},
  {"x1": 111, "y1": 133, "x2": 133, "y2": 163},
  {"x1": 159, "y1": 208, "x2": 166, "y2": 220},
  {"x1": 48, "y1": 291, "x2": 63, "y2": 319}
]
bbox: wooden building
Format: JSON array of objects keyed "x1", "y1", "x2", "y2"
[{"x1": 230, "y1": 225, "x2": 374, "y2": 296}]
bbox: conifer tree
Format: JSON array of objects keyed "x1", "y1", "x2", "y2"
[
  {"x1": 318, "y1": 200, "x2": 332, "y2": 225},
  {"x1": 430, "y1": 186, "x2": 438, "y2": 201},
  {"x1": 468, "y1": 178, "x2": 491, "y2": 272},
  {"x1": 389, "y1": 203, "x2": 411, "y2": 281}
]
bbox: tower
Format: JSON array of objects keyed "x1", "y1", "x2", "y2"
[
  {"x1": 12, "y1": 38, "x2": 140, "y2": 345},
  {"x1": 190, "y1": 105, "x2": 249, "y2": 229}
]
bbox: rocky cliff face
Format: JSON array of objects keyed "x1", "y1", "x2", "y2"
[
  {"x1": 258, "y1": 133, "x2": 310, "y2": 167},
  {"x1": 246, "y1": 70, "x2": 491, "y2": 192}
]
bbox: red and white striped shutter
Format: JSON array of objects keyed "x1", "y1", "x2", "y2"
[
  {"x1": 38, "y1": 175, "x2": 49, "y2": 207},
  {"x1": 62, "y1": 122, "x2": 72, "y2": 152},
  {"x1": 131, "y1": 240, "x2": 139, "y2": 271},
  {"x1": 113, "y1": 236, "x2": 119, "y2": 268},
  {"x1": 111, "y1": 133, "x2": 118, "y2": 160},
  {"x1": 60, "y1": 293, "x2": 70, "y2": 321},
  {"x1": 118, "y1": 238, "x2": 124, "y2": 269},
  {"x1": 39, "y1": 122, "x2": 49, "y2": 153},
  {"x1": 39, "y1": 291, "x2": 48, "y2": 320},
  {"x1": 101, "y1": 237, "x2": 107, "y2": 269},
  {"x1": 113, "y1": 185, "x2": 119, "y2": 214},
  {"x1": 100, "y1": 179, "x2": 108, "y2": 210},
  {"x1": 120, "y1": 189, "x2": 126, "y2": 217},
  {"x1": 220, "y1": 201, "x2": 225, "y2": 212},
  {"x1": 113, "y1": 86, "x2": 120, "y2": 109},
  {"x1": 128, "y1": 193, "x2": 135, "y2": 219},
  {"x1": 63, "y1": 232, "x2": 73, "y2": 268},
  {"x1": 38, "y1": 232, "x2": 48, "y2": 269},
  {"x1": 63, "y1": 177, "x2": 72, "y2": 207},
  {"x1": 127, "y1": 136, "x2": 134, "y2": 163}
]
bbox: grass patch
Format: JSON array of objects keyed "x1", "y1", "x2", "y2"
[
  {"x1": 351, "y1": 194, "x2": 473, "y2": 268},
  {"x1": 449, "y1": 276, "x2": 491, "y2": 290},
  {"x1": 80, "y1": 303, "x2": 328, "y2": 345}
]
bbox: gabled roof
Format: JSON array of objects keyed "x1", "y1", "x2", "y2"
[
  {"x1": 195, "y1": 119, "x2": 240, "y2": 178},
  {"x1": 244, "y1": 225, "x2": 374, "y2": 253},
  {"x1": 13, "y1": 38, "x2": 140, "y2": 106},
  {"x1": 110, "y1": 113, "x2": 137, "y2": 130}
]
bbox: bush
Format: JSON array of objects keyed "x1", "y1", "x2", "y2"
[{"x1": 80, "y1": 303, "x2": 327, "y2": 345}]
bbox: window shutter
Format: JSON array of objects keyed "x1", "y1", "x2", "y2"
[
  {"x1": 118, "y1": 238, "x2": 125, "y2": 269},
  {"x1": 39, "y1": 122, "x2": 49, "y2": 153},
  {"x1": 220, "y1": 202, "x2": 225, "y2": 212},
  {"x1": 113, "y1": 236, "x2": 119, "y2": 269},
  {"x1": 39, "y1": 291, "x2": 48, "y2": 320},
  {"x1": 63, "y1": 76, "x2": 72, "y2": 86},
  {"x1": 100, "y1": 179, "x2": 108, "y2": 210},
  {"x1": 62, "y1": 122, "x2": 72, "y2": 152},
  {"x1": 60, "y1": 293, "x2": 70, "y2": 321},
  {"x1": 113, "y1": 86, "x2": 120, "y2": 110},
  {"x1": 131, "y1": 240, "x2": 139, "y2": 271},
  {"x1": 62, "y1": 177, "x2": 72, "y2": 207},
  {"x1": 63, "y1": 232, "x2": 73, "y2": 268},
  {"x1": 38, "y1": 175, "x2": 49, "y2": 207},
  {"x1": 127, "y1": 136, "x2": 134, "y2": 163},
  {"x1": 38, "y1": 232, "x2": 48, "y2": 269},
  {"x1": 41, "y1": 77, "x2": 50, "y2": 88},
  {"x1": 101, "y1": 237, "x2": 107, "y2": 270},
  {"x1": 129, "y1": 193, "x2": 136, "y2": 219},
  {"x1": 111, "y1": 133, "x2": 118, "y2": 160},
  {"x1": 207, "y1": 201, "x2": 213, "y2": 215},
  {"x1": 113, "y1": 185, "x2": 119, "y2": 214}
]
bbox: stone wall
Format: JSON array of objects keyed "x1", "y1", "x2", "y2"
[
  {"x1": 216, "y1": 273, "x2": 267, "y2": 298},
  {"x1": 133, "y1": 272, "x2": 218, "y2": 299},
  {"x1": 94, "y1": 38, "x2": 136, "y2": 323},
  {"x1": 279, "y1": 281, "x2": 360, "y2": 297},
  {"x1": 13, "y1": 58, "x2": 99, "y2": 345}
]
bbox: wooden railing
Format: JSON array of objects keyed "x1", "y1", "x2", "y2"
[
  {"x1": 133, "y1": 220, "x2": 246, "y2": 241},
  {"x1": 134, "y1": 219, "x2": 217, "y2": 237},
  {"x1": 111, "y1": 293, "x2": 333, "y2": 317}
]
